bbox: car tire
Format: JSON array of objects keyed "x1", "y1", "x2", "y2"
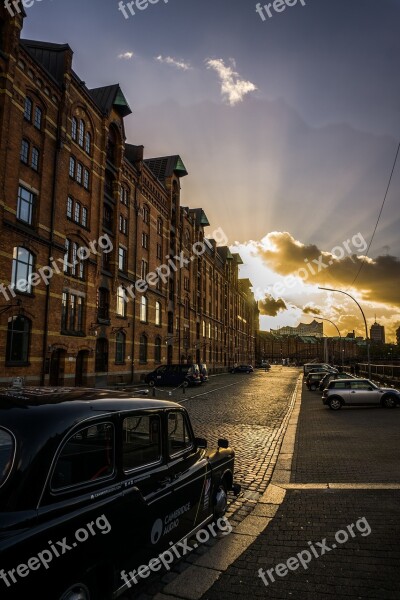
[
  {"x1": 183, "y1": 379, "x2": 189, "y2": 388},
  {"x1": 231, "y1": 370, "x2": 235, "y2": 374},
  {"x1": 246, "y1": 370, "x2": 250, "y2": 374},
  {"x1": 383, "y1": 395, "x2": 397, "y2": 408},
  {"x1": 328, "y1": 397, "x2": 342, "y2": 411},
  {"x1": 213, "y1": 480, "x2": 228, "y2": 519},
  {"x1": 310, "y1": 383, "x2": 317, "y2": 391},
  {"x1": 59, "y1": 583, "x2": 91, "y2": 600},
  {"x1": 148, "y1": 379, "x2": 156, "y2": 387}
]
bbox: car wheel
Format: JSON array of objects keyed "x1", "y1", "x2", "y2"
[
  {"x1": 59, "y1": 583, "x2": 91, "y2": 600},
  {"x1": 383, "y1": 395, "x2": 397, "y2": 408},
  {"x1": 183, "y1": 379, "x2": 189, "y2": 388},
  {"x1": 328, "y1": 397, "x2": 342, "y2": 411},
  {"x1": 231, "y1": 370, "x2": 235, "y2": 374},
  {"x1": 310, "y1": 383, "x2": 317, "y2": 391},
  {"x1": 213, "y1": 480, "x2": 228, "y2": 519},
  {"x1": 148, "y1": 379, "x2": 156, "y2": 387},
  {"x1": 246, "y1": 370, "x2": 250, "y2": 374}
]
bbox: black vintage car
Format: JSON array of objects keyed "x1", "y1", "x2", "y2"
[{"x1": 0, "y1": 388, "x2": 239, "y2": 599}]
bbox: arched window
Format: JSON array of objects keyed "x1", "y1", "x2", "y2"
[
  {"x1": 139, "y1": 334, "x2": 148, "y2": 363},
  {"x1": 78, "y1": 119, "x2": 85, "y2": 147},
  {"x1": 6, "y1": 315, "x2": 31, "y2": 364},
  {"x1": 154, "y1": 337, "x2": 162, "y2": 363},
  {"x1": 140, "y1": 296, "x2": 148, "y2": 323},
  {"x1": 71, "y1": 117, "x2": 77, "y2": 141},
  {"x1": 155, "y1": 301, "x2": 161, "y2": 326},
  {"x1": 11, "y1": 247, "x2": 34, "y2": 294},
  {"x1": 116, "y1": 286, "x2": 127, "y2": 317},
  {"x1": 115, "y1": 331, "x2": 126, "y2": 364},
  {"x1": 24, "y1": 97, "x2": 33, "y2": 121},
  {"x1": 34, "y1": 106, "x2": 43, "y2": 130},
  {"x1": 85, "y1": 131, "x2": 91, "y2": 154}
]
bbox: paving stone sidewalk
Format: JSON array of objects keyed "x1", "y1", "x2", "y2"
[{"x1": 189, "y1": 384, "x2": 400, "y2": 599}]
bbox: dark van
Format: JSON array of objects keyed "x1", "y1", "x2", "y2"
[{"x1": 144, "y1": 364, "x2": 201, "y2": 387}]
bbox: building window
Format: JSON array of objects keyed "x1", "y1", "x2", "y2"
[
  {"x1": 83, "y1": 168, "x2": 90, "y2": 190},
  {"x1": 74, "y1": 202, "x2": 81, "y2": 223},
  {"x1": 78, "y1": 119, "x2": 84, "y2": 147},
  {"x1": 11, "y1": 247, "x2": 34, "y2": 294},
  {"x1": 141, "y1": 259, "x2": 148, "y2": 280},
  {"x1": 6, "y1": 316, "x2": 31, "y2": 364},
  {"x1": 24, "y1": 97, "x2": 32, "y2": 121},
  {"x1": 116, "y1": 286, "x2": 127, "y2": 317},
  {"x1": 156, "y1": 243, "x2": 162, "y2": 260},
  {"x1": 155, "y1": 301, "x2": 161, "y2": 326},
  {"x1": 140, "y1": 296, "x2": 148, "y2": 323},
  {"x1": 154, "y1": 336, "x2": 162, "y2": 363},
  {"x1": 69, "y1": 156, "x2": 76, "y2": 178},
  {"x1": 143, "y1": 205, "x2": 150, "y2": 224},
  {"x1": 202, "y1": 320, "x2": 206, "y2": 337},
  {"x1": 34, "y1": 106, "x2": 42, "y2": 130},
  {"x1": 103, "y1": 204, "x2": 113, "y2": 231},
  {"x1": 119, "y1": 215, "x2": 128, "y2": 235},
  {"x1": 142, "y1": 232, "x2": 149, "y2": 249},
  {"x1": 184, "y1": 277, "x2": 190, "y2": 291},
  {"x1": 157, "y1": 218, "x2": 163, "y2": 235},
  {"x1": 102, "y1": 249, "x2": 111, "y2": 271},
  {"x1": 17, "y1": 186, "x2": 35, "y2": 225},
  {"x1": 184, "y1": 298, "x2": 189, "y2": 319},
  {"x1": 139, "y1": 334, "x2": 148, "y2": 363},
  {"x1": 71, "y1": 117, "x2": 77, "y2": 140},
  {"x1": 61, "y1": 292, "x2": 84, "y2": 333},
  {"x1": 98, "y1": 288, "x2": 110, "y2": 321},
  {"x1": 31, "y1": 147, "x2": 39, "y2": 171},
  {"x1": 20, "y1": 139, "x2": 29, "y2": 163},
  {"x1": 82, "y1": 207, "x2": 88, "y2": 228},
  {"x1": 118, "y1": 246, "x2": 127, "y2": 272},
  {"x1": 67, "y1": 196, "x2": 73, "y2": 219},
  {"x1": 115, "y1": 331, "x2": 126, "y2": 364},
  {"x1": 76, "y1": 163, "x2": 83, "y2": 184},
  {"x1": 64, "y1": 239, "x2": 84, "y2": 279},
  {"x1": 120, "y1": 186, "x2": 129, "y2": 206},
  {"x1": 85, "y1": 131, "x2": 91, "y2": 154}
]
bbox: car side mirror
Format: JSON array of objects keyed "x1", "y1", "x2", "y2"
[
  {"x1": 218, "y1": 438, "x2": 229, "y2": 449},
  {"x1": 195, "y1": 437, "x2": 207, "y2": 449}
]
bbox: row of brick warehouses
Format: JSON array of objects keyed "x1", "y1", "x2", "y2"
[{"x1": 0, "y1": 8, "x2": 259, "y2": 386}]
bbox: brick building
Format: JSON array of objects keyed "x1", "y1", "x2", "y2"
[{"x1": 0, "y1": 7, "x2": 259, "y2": 386}]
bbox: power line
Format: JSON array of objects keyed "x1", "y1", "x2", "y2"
[{"x1": 346, "y1": 141, "x2": 400, "y2": 290}]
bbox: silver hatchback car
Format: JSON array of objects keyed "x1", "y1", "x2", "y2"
[{"x1": 322, "y1": 378, "x2": 400, "y2": 410}]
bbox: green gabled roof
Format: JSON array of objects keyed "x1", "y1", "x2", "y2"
[{"x1": 88, "y1": 84, "x2": 132, "y2": 117}]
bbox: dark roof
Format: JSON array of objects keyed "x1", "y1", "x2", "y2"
[
  {"x1": 144, "y1": 155, "x2": 188, "y2": 180},
  {"x1": 88, "y1": 84, "x2": 132, "y2": 117},
  {"x1": 189, "y1": 208, "x2": 210, "y2": 227},
  {"x1": 20, "y1": 39, "x2": 71, "y2": 85}
]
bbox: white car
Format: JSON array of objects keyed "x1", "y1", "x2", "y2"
[{"x1": 322, "y1": 379, "x2": 400, "y2": 410}]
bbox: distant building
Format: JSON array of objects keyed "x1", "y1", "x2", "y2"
[
  {"x1": 370, "y1": 321, "x2": 385, "y2": 344},
  {"x1": 270, "y1": 320, "x2": 323, "y2": 338},
  {"x1": 396, "y1": 327, "x2": 400, "y2": 346}
]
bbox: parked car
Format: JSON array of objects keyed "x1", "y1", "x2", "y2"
[
  {"x1": 322, "y1": 378, "x2": 400, "y2": 410},
  {"x1": 0, "y1": 387, "x2": 240, "y2": 599},
  {"x1": 306, "y1": 371, "x2": 331, "y2": 390},
  {"x1": 318, "y1": 371, "x2": 355, "y2": 392},
  {"x1": 303, "y1": 363, "x2": 334, "y2": 376},
  {"x1": 144, "y1": 364, "x2": 201, "y2": 387},
  {"x1": 199, "y1": 364, "x2": 209, "y2": 383},
  {"x1": 231, "y1": 365, "x2": 254, "y2": 374}
]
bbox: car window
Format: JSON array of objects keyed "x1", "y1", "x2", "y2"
[
  {"x1": 0, "y1": 428, "x2": 14, "y2": 488},
  {"x1": 330, "y1": 381, "x2": 348, "y2": 389},
  {"x1": 350, "y1": 381, "x2": 372, "y2": 390},
  {"x1": 52, "y1": 423, "x2": 114, "y2": 491},
  {"x1": 122, "y1": 415, "x2": 162, "y2": 472},
  {"x1": 168, "y1": 412, "x2": 193, "y2": 456}
]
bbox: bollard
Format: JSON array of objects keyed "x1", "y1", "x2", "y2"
[
  {"x1": 152, "y1": 386, "x2": 156, "y2": 397},
  {"x1": 182, "y1": 385, "x2": 186, "y2": 394}
]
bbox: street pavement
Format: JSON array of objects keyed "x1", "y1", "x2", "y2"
[{"x1": 122, "y1": 366, "x2": 300, "y2": 599}]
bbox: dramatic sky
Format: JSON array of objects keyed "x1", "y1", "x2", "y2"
[{"x1": 21, "y1": 0, "x2": 400, "y2": 340}]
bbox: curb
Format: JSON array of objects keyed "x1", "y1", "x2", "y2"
[{"x1": 154, "y1": 375, "x2": 303, "y2": 600}]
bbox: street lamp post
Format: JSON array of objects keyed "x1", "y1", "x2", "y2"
[
  {"x1": 318, "y1": 287, "x2": 371, "y2": 378},
  {"x1": 305, "y1": 314, "x2": 342, "y2": 367}
]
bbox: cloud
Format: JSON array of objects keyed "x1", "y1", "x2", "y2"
[
  {"x1": 155, "y1": 55, "x2": 191, "y2": 71},
  {"x1": 205, "y1": 58, "x2": 257, "y2": 106},
  {"x1": 259, "y1": 294, "x2": 287, "y2": 316},
  {"x1": 255, "y1": 231, "x2": 400, "y2": 307},
  {"x1": 118, "y1": 52, "x2": 134, "y2": 60},
  {"x1": 303, "y1": 304, "x2": 322, "y2": 315}
]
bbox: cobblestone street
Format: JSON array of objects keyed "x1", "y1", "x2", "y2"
[{"x1": 122, "y1": 366, "x2": 300, "y2": 599}]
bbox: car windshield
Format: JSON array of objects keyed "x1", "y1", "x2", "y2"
[{"x1": 0, "y1": 428, "x2": 14, "y2": 487}]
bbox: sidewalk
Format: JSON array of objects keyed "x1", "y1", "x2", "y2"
[{"x1": 157, "y1": 380, "x2": 400, "y2": 600}]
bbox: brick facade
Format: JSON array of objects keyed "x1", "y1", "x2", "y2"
[{"x1": 0, "y1": 8, "x2": 259, "y2": 386}]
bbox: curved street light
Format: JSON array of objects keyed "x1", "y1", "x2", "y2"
[
  {"x1": 304, "y1": 313, "x2": 343, "y2": 366},
  {"x1": 318, "y1": 286, "x2": 371, "y2": 378}
]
